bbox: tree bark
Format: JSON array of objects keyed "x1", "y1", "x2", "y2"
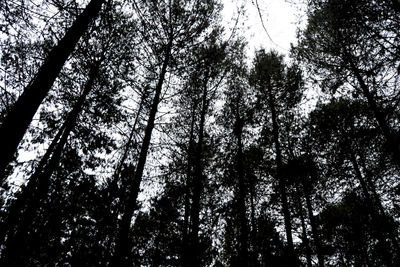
[
  {"x1": 0, "y1": 0, "x2": 105, "y2": 181},
  {"x1": 349, "y1": 150, "x2": 395, "y2": 266}
]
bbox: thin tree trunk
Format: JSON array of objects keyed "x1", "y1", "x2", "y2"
[
  {"x1": 267, "y1": 86, "x2": 296, "y2": 264},
  {"x1": 0, "y1": 0, "x2": 105, "y2": 181},
  {"x1": 297, "y1": 194, "x2": 312, "y2": 267},
  {"x1": 349, "y1": 150, "x2": 373, "y2": 204},
  {"x1": 236, "y1": 110, "x2": 249, "y2": 267},
  {"x1": 302, "y1": 181, "x2": 324, "y2": 267},
  {"x1": 102, "y1": 93, "x2": 146, "y2": 261},
  {"x1": 249, "y1": 177, "x2": 258, "y2": 267},
  {"x1": 113, "y1": 94, "x2": 146, "y2": 182},
  {"x1": 357, "y1": 153, "x2": 395, "y2": 222},
  {"x1": 182, "y1": 103, "x2": 197, "y2": 266},
  {"x1": 345, "y1": 51, "x2": 400, "y2": 170},
  {"x1": 111, "y1": 38, "x2": 172, "y2": 267},
  {"x1": 187, "y1": 80, "x2": 208, "y2": 267}
]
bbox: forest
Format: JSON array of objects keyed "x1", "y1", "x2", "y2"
[{"x1": 0, "y1": 0, "x2": 399, "y2": 266}]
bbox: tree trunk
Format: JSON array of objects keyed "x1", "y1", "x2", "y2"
[
  {"x1": 267, "y1": 86, "x2": 296, "y2": 264},
  {"x1": 297, "y1": 194, "x2": 312, "y2": 267},
  {"x1": 187, "y1": 79, "x2": 208, "y2": 267},
  {"x1": 349, "y1": 150, "x2": 373, "y2": 204},
  {"x1": 111, "y1": 38, "x2": 172, "y2": 267},
  {"x1": 112, "y1": 94, "x2": 146, "y2": 183},
  {"x1": 0, "y1": 63, "x2": 99, "y2": 265},
  {"x1": 182, "y1": 103, "x2": 197, "y2": 266},
  {"x1": 0, "y1": 0, "x2": 105, "y2": 181},
  {"x1": 249, "y1": 177, "x2": 258, "y2": 267},
  {"x1": 236, "y1": 110, "x2": 249, "y2": 267},
  {"x1": 345, "y1": 52, "x2": 400, "y2": 170},
  {"x1": 349, "y1": 150, "x2": 395, "y2": 266},
  {"x1": 302, "y1": 181, "x2": 324, "y2": 267}
]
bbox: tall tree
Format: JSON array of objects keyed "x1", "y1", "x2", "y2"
[
  {"x1": 250, "y1": 50, "x2": 304, "y2": 265},
  {"x1": 0, "y1": 0, "x2": 106, "y2": 180},
  {"x1": 111, "y1": 1, "x2": 221, "y2": 265},
  {"x1": 308, "y1": 97, "x2": 400, "y2": 265},
  {"x1": 181, "y1": 33, "x2": 227, "y2": 267},
  {"x1": 219, "y1": 39, "x2": 252, "y2": 266},
  {"x1": 295, "y1": 0, "x2": 400, "y2": 169}
]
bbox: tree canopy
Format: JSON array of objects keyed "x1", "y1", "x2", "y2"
[{"x1": 0, "y1": 0, "x2": 399, "y2": 266}]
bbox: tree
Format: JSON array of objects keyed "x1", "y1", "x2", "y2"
[
  {"x1": 250, "y1": 50, "x2": 304, "y2": 265},
  {"x1": 0, "y1": 3, "x2": 133, "y2": 263},
  {"x1": 111, "y1": 1, "x2": 222, "y2": 265},
  {"x1": 318, "y1": 191, "x2": 399, "y2": 266},
  {"x1": 308, "y1": 97, "x2": 400, "y2": 265},
  {"x1": 0, "y1": 0, "x2": 106, "y2": 181},
  {"x1": 295, "y1": 0, "x2": 400, "y2": 170}
]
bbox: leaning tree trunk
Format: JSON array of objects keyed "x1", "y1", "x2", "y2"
[
  {"x1": 349, "y1": 148, "x2": 398, "y2": 266},
  {"x1": 344, "y1": 49, "x2": 400, "y2": 170},
  {"x1": 111, "y1": 38, "x2": 172, "y2": 267},
  {"x1": 0, "y1": 0, "x2": 105, "y2": 181},
  {"x1": 100, "y1": 92, "x2": 146, "y2": 260},
  {"x1": 0, "y1": 63, "x2": 99, "y2": 266}
]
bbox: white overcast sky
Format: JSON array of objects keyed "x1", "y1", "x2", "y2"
[{"x1": 222, "y1": 0, "x2": 306, "y2": 56}]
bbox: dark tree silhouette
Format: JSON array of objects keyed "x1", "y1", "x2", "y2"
[{"x1": 0, "y1": 0, "x2": 105, "y2": 181}]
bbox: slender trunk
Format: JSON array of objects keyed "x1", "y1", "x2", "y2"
[
  {"x1": 267, "y1": 86, "x2": 295, "y2": 263},
  {"x1": 297, "y1": 194, "x2": 312, "y2": 267},
  {"x1": 0, "y1": 0, "x2": 105, "y2": 180},
  {"x1": 187, "y1": 80, "x2": 208, "y2": 267},
  {"x1": 107, "y1": 94, "x2": 146, "y2": 217},
  {"x1": 357, "y1": 153, "x2": 389, "y2": 217},
  {"x1": 236, "y1": 112, "x2": 249, "y2": 267},
  {"x1": 349, "y1": 150, "x2": 373, "y2": 203},
  {"x1": 0, "y1": 64, "x2": 98, "y2": 265},
  {"x1": 113, "y1": 95, "x2": 146, "y2": 182},
  {"x1": 249, "y1": 181, "x2": 258, "y2": 267},
  {"x1": 357, "y1": 154, "x2": 400, "y2": 259},
  {"x1": 182, "y1": 104, "x2": 197, "y2": 266},
  {"x1": 111, "y1": 39, "x2": 172, "y2": 267},
  {"x1": 302, "y1": 182, "x2": 324, "y2": 267},
  {"x1": 101, "y1": 94, "x2": 146, "y2": 262}
]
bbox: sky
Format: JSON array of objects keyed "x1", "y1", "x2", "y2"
[{"x1": 222, "y1": 0, "x2": 306, "y2": 57}]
